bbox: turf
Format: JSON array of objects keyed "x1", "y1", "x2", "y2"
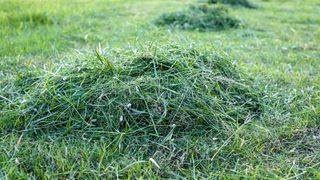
[{"x1": 1, "y1": 0, "x2": 320, "y2": 179}]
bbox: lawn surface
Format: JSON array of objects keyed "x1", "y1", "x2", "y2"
[{"x1": 0, "y1": 0, "x2": 319, "y2": 179}]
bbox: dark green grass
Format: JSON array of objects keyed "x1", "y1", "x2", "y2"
[
  {"x1": 154, "y1": 4, "x2": 239, "y2": 31},
  {"x1": 207, "y1": 0, "x2": 256, "y2": 8},
  {"x1": 1, "y1": 44, "x2": 261, "y2": 134}
]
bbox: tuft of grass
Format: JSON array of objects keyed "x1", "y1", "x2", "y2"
[
  {"x1": 154, "y1": 4, "x2": 240, "y2": 31},
  {"x1": 207, "y1": 0, "x2": 256, "y2": 8},
  {"x1": 1, "y1": 44, "x2": 261, "y2": 134}
]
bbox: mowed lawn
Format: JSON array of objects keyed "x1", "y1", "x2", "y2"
[{"x1": 0, "y1": 0, "x2": 320, "y2": 179}]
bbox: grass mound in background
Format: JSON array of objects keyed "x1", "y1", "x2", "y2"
[
  {"x1": 1, "y1": 12, "x2": 56, "y2": 27},
  {"x1": 0, "y1": 1, "x2": 56, "y2": 26},
  {"x1": 0, "y1": 45, "x2": 261, "y2": 133},
  {"x1": 154, "y1": 5, "x2": 239, "y2": 31},
  {"x1": 208, "y1": 0, "x2": 256, "y2": 8}
]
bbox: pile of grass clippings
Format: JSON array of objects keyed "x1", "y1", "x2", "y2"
[
  {"x1": 208, "y1": 0, "x2": 256, "y2": 8},
  {"x1": 0, "y1": 45, "x2": 262, "y2": 134},
  {"x1": 154, "y1": 4, "x2": 240, "y2": 31}
]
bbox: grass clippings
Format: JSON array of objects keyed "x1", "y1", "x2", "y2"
[
  {"x1": 1, "y1": 44, "x2": 261, "y2": 134},
  {"x1": 154, "y1": 4, "x2": 240, "y2": 31}
]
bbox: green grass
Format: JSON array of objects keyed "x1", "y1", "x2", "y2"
[{"x1": 1, "y1": 0, "x2": 320, "y2": 179}]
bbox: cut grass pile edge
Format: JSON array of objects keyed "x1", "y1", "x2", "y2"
[
  {"x1": 207, "y1": 0, "x2": 256, "y2": 9},
  {"x1": 0, "y1": 44, "x2": 262, "y2": 134},
  {"x1": 154, "y1": 4, "x2": 240, "y2": 31}
]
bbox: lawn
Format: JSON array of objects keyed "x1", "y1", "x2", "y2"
[{"x1": 0, "y1": 0, "x2": 319, "y2": 179}]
